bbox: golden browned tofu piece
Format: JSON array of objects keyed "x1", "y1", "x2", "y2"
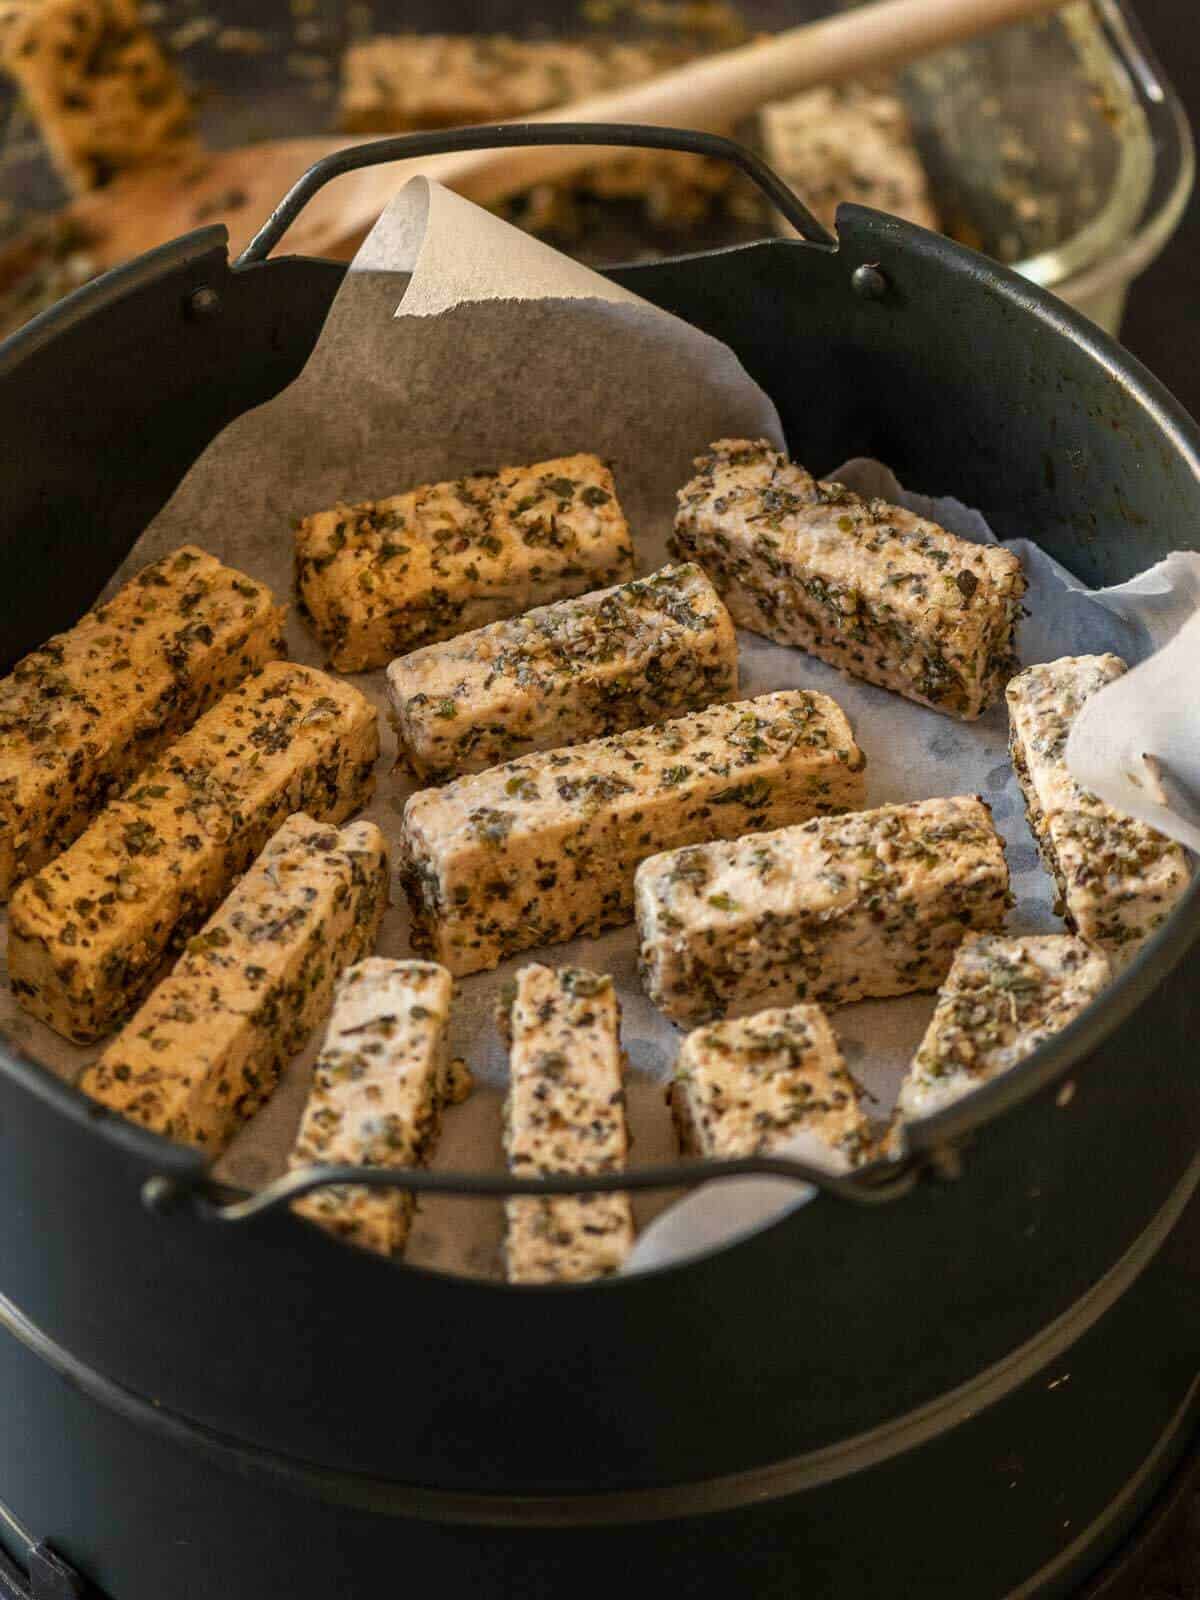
[
  {"x1": 81, "y1": 814, "x2": 388, "y2": 1152},
  {"x1": 500, "y1": 964, "x2": 634, "y2": 1285},
  {"x1": 289, "y1": 958, "x2": 455, "y2": 1257},
  {"x1": 673, "y1": 440, "x2": 1026, "y2": 719},
  {"x1": 401, "y1": 690, "x2": 867, "y2": 978},
  {"x1": 295, "y1": 455, "x2": 634, "y2": 673},
  {"x1": 1006, "y1": 654, "x2": 1191, "y2": 958},
  {"x1": 386, "y1": 563, "x2": 737, "y2": 784},
  {"x1": 672, "y1": 1003, "x2": 869, "y2": 1168},
  {"x1": 0, "y1": 0, "x2": 196, "y2": 191},
  {"x1": 0, "y1": 545, "x2": 285, "y2": 899},
  {"x1": 8, "y1": 662, "x2": 378, "y2": 1043},
  {"x1": 636, "y1": 795, "x2": 1011, "y2": 1026},
  {"x1": 895, "y1": 933, "x2": 1110, "y2": 1122}
]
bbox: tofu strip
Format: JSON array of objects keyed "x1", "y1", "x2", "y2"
[
  {"x1": 296, "y1": 454, "x2": 634, "y2": 672},
  {"x1": 501, "y1": 964, "x2": 634, "y2": 1284},
  {"x1": 759, "y1": 83, "x2": 939, "y2": 238},
  {"x1": 81, "y1": 815, "x2": 388, "y2": 1153},
  {"x1": 896, "y1": 933, "x2": 1110, "y2": 1122},
  {"x1": 288, "y1": 958, "x2": 455, "y2": 1257},
  {"x1": 672, "y1": 1003, "x2": 869, "y2": 1168},
  {"x1": 1006, "y1": 654, "x2": 1190, "y2": 958},
  {"x1": 672, "y1": 440, "x2": 1026, "y2": 720},
  {"x1": 8, "y1": 662, "x2": 379, "y2": 1043},
  {"x1": 0, "y1": 545, "x2": 285, "y2": 899},
  {"x1": 401, "y1": 689, "x2": 867, "y2": 978},
  {"x1": 339, "y1": 33, "x2": 695, "y2": 133},
  {"x1": 0, "y1": 0, "x2": 197, "y2": 193},
  {"x1": 386, "y1": 563, "x2": 737, "y2": 784},
  {"x1": 636, "y1": 795, "x2": 1011, "y2": 1026}
]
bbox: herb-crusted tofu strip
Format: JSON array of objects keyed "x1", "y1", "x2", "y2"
[
  {"x1": 636, "y1": 795, "x2": 1010, "y2": 1026},
  {"x1": 0, "y1": 545, "x2": 285, "y2": 899},
  {"x1": 1006, "y1": 655, "x2": 1190, "y2": 957},
  {"x1": 501, "y1": 964, "x2": 634, "y2": 1284},
  {"x1": 386, "y1": 563, "x2": 737, "y2": 783},
  {"x1": 401, "y1": 690, "x2": 866, "y2": 978},
  {"x1": 81, "y1": 815, "x2": 388, "y2": 1152},
  {"x1": 896, "y1": 933, "x2": 1110, "y2": 1121},
  {"x1": 0, "y1": 0, "x2": 197, "y2": 193},
  {"x1": 672, "y1": 1003, "x2": 869, "y2": 1168},
  {"x1": 288, "y1": 958, "x2": 455, "y2": 1256},
  {"x1": 759, "y1": 83, "x2": 939, "y2": 237},
  {"x1": 672, "y1": 440, "x2": 1026, "y2": 719},
  {"x1": 8, "y1": 662, "x2": 379, "y2": 1043},
  {"x1": 295, "y1": 454, "x2": 634, "y2": 673}
]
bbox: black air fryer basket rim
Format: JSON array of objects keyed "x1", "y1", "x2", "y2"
[{"x1": 1, "y1": 122, "x2": 1198, "y2": 1287}]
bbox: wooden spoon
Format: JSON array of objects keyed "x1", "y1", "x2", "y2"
[{"x1": 22, "y1": 0, "x2": 1065, "y2": 271}]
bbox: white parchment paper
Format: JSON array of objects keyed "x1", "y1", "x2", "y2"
[{"x1": 0, "y1": 180, "x2": 1194, "y2": 1279}]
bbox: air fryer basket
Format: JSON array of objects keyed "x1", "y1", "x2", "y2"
[{"x1": 0, "y1": 124, "x2": 1197, "y2": 1600}]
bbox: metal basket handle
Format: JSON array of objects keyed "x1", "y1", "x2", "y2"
[
  {"x1": 144, "y1": 1150, "x2": 919, "y2": 1225},
  {"x1": 236, "y1": 121, "x2": 839, "y2": 267}
]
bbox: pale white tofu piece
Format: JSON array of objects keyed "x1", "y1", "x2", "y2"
[
  {"x1": 338, "y1": 33, "x2": 681, "y2": 133},
  {"x1": 760, "y1": 82, "x2": 939, "y2": 238},
  {"x1": 401, "y1": 689, "x2": 867, "y2": 978},
  {"x1": 81, "y1": 815, "x2": 388, "y2": 1153},
  {"x1": 636, "y1": 795, "x2": 1011, "y2": 1026},
  {"x1": 386, "y1": 563, "x2": 737, "y2": 784},
  {"x1": 501, "y1": 964, "x2": 634, "y2": 1284},
  {"x1": 896, "y1": 933, "x2": 1110, "y2": 1121},
  {"x1": 289, "y1": 958, "x2": 455, "y2": 1257},
  {"x1": 672, "y1": 1003, "x2": 869, "y2": 1169},
  {"x1": 295, "y1": 455, "x2": 634, "y2": 672},
  {"x1": 8, "y1": 662, "x2": 379, "y2": 1043},
  {"x1": 1006, "y1": 654, "x2": 1191, "y2": 958},
  {"x1": 0, "y1": 544, "x2": 285, "y2": 899},
  {"x1": 673, "y1": 440, "x2": 1026, "y2": 719}
]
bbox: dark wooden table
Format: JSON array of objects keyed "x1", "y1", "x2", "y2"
[
  {"x1": 1121, "y1": 0, "x2": 1200, "y2": 417},
  {"x1": 1077, "y1": 4, "x2": 1200, "y2": 1596},
  {"x1": 1098, "y1": 8, "x2": 1200, "y2": 1596}
]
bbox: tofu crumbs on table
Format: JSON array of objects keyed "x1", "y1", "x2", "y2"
[
  {"x1": 637, "y1": 795, "x2": 1011, "y2": 1026},
  {"x1": 401, "y1": 689, "x2": 866, "y2": 978},
  {"x1": 295, "y1": 454, "x2": 634, "y2": 672},
  {"x1": 0, "y1": 545, "x2": 285, "y2": 899},
  {"x1": 387, "y1": 562, "x2": 737, "y2": 783},
  {"x1": 81, "y1": 814, "x2": 388, "y2": 1152},
  {"x1": 288, "y1": 958, "x2": 456, "y2": 1258},
  {"x1": 500, "y1": 964, "x2": 634, "y2": 1285},
  {"x1": 672, "y1": 439, "x2": 1026, "y2": 719},
  {"x1": 672, "y1": 1003, "x2": 869, "y2": 1169},
  {"x1": 8, "y1": 662, "x2": 379, "y2": 1043},
  {"x1": 1006, "y1": 654, "x2": 1191, "y2": 957}
]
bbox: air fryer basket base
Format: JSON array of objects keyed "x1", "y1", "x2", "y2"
[
  {"x1": 1, "y1": 186, "x2": 1199, "y2": 1597},
  {"x1": 0, "y1": 1177, "x2": 1195, "y2": 1600}
]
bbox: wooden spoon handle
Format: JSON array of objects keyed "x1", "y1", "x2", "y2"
[{"x1": 282, "y1": 0, "x2": 1065, "y2": 256}]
